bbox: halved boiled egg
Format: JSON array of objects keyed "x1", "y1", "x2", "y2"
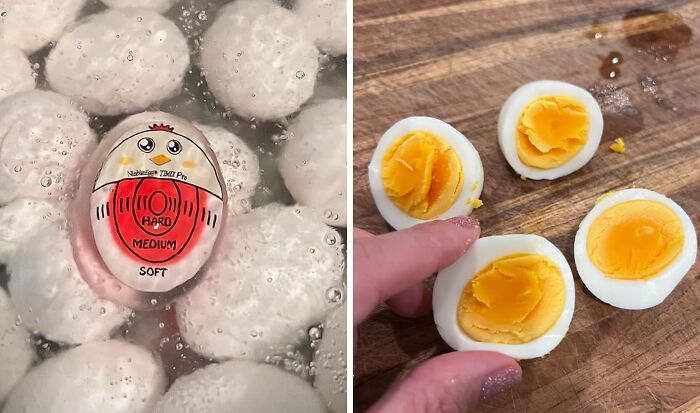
[
  {"x1": 368, "y1": 117, "x2": 484, "y2": 230},
  {"x1": 498, "y1": 80, "x2": 603, "y2": 180},
  {"x1": 574, "y1": 188, "x2": 697, "y2": 310},
  {"x1": 433, "y1": 234, "x2": 575, "y2": 359}
]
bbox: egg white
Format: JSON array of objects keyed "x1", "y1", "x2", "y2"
[
  {"x1": 368, "y1": 117, "x2": 484, "y2": 230},
  {"x1": 498, "y1": 80, "x2": 603, "y2": 180},
  {"x1": 574, "y1": 188, "x2": 697, "y2": 310},
  {"x1": 433, "y1": 234, "x2": 575, "y2": 359}
]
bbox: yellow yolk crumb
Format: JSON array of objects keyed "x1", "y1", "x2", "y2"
[
  {"x1": 587, "y1": 200, "x2": 684, "y2": 280},
  {"x1": 457, "y1": 253, "x2": 565, "y2": 344},
  {"x1": 519, "y1": 175, "x2": 527, "y2": 181},
  {"x1": 609, "y1": 138, "x2": 625, "y2": 153},
  {"x1": 381, "y1": 131, "x2": 463, "y2": 219},
  {"x1": 516, "y1": 96, "x2": 589, "y2": 169},
  {"x1": 471, "y1": 198, "x2": 483, "y2": 209}
]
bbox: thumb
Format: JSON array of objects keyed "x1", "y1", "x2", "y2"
[{"x1": 367, "y1": 351, "x2": 521, "y2": 413}]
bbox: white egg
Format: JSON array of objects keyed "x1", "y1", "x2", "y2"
[
  {"x1": 498, "y1": 80, "x2": 603, "y2": 180},
  {"x1": 154, "y1": 360, "x2": 326, "y2": 413},
  {"x1": 0, "y1": 0, "x2": 87, "y2": 53},
  {"x1": 368, "y1": 116, "x2": 484, "y2": 230},
  {"x1": 101, "y1": 0, "x2": 176, "y2": 14},
  {"x1": 574, "y1": 188, "x2": 697, "y2": 310},
  {"x1": 46, "y1": 8, "x2": 190, "y2": 116},
  {"x1": 278, "y1": 99, "x2": 347, "y2": 227},
  {"x1": 0, "y1": 288, "x2": 35, "y2": 405},
  {"x1": 3, "y1": 340, "x2": 165, "y2": 413},
  {"x1": 7, "y1": 222, "x2": 131, "y2": 344},
  {"x1": 0, "y1": 90, "x2": 97, "y2": 204},
  {"x1": 200, "y1": 0, "x2": 319, "y2": 121},
  {"x1": 0, "y1": 46, "x2": 35, "y2": 102},
  {"x1": 0, "y1": 198, "x2": 65, "y2": 264},
  {"x1": 433, "y1": 234, "x2": 575, "y2": 359},
  {"x1": 194, "y1": 122, "x2": 260, "y2": 216},
  {"x1": 293, "y1": 0, "x2": 347, "y2": 55},
  {"x1": 314, "y1": 302, "x2": 347, "y2": 413},
  {"x1": 176, "y1": 203, "x2": 345, "y2": 361}
]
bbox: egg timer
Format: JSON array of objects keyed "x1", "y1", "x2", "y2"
[{"x1": 70, "y1": 112, "x2": 227, "y2": 309}]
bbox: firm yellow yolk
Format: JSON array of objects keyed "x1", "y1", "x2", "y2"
[
  {"x1": 516, "y1": 96, "x2": 589, "y2": 169},
  {"x1": 586, "y1": 200, "x2": 684, "y2": 280},
  {"x1": 457, "y1": 253, "x2": 565, "y2": 344},
  {"x1": 381, "y1": 131, "x2": 463, "y2": 219}
]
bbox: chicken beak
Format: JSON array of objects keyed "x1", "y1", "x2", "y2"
[{"x1": 150, "y1": 154, "x2": 171, "y2": 166}]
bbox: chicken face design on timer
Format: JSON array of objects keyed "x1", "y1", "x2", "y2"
[{"x1": 71, "y1": 112, "x2": 227, "y2": 304}]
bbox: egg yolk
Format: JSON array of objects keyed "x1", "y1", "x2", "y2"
[
  {"x1": 457, "y1": 253, "x2": 565, "y2": 344},
  {"x1": 516, "y1": 96, "x2": 589, "y2": 169},
  {"x1": 586, "y1": 200, "x2": 684, "y2": 280},
  {"x1": 381, "y1": 131, "x2": 463, "y2": 219}
]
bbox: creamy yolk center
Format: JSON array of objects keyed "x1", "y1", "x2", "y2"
[
  {"x1": 516, "y1": 95, "x2": 589, "y2": 169},
  {"x1": 586, "y1": 200, "x2": 684, "y2": 280},
  {"x1": 457, "y1": 253, "x2": 565, "y2": 344},
  {"x1": 381, "y1": 131, "x2": 463, "y2": 219}
]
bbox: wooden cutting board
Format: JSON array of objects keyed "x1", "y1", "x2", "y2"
[{"x1": 353, "y1": 0, "x2": 700, "y2": 411}]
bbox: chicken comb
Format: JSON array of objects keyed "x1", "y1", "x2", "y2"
[{"x1": 149, "y1": 123, "x2": 175, "y2": 132}]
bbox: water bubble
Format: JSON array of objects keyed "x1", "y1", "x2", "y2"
[
  {"x1": 175, "y1": 343, "x2": 183, "y2": 351},
  {"x1": 158, "y1": 322, "x2": 165, "y2": 329},
  {"x1": 197, "y1": 11, "x2": 207, "y2": 21},
  {"x1": 32, "y1": 63, "x2": 40, "y2": 70},
  {"x1": 40, "y1": 176, "x2": 53, "y2": 188},
  {"x1": 150, "y1": 298, "x2": 158, "y2": 306},
  {"x1": 309, "y1": 247, "x2": 316, "y2": 254},
  {"x1": 296, "y1": 70, "x2": 305, "y2": 79},
  {"x1": 136, "y1": 16, "x2": 143, "y2": 22},
  {"x1": 250, "y1": 330, "x2": 258, "y2": 338},
  {"x1": 324, "y1": 233, "x2": 337, "y2": 245},
  {"x1": 1, "y1": 12, "x2": 6, "y2": 17},
  {"x1": 323, "y1": 209, "x2": 333, "y2": 219},
  {"x1": 326, "y1": 287, "x2": 343, "y2": 304},
  {"x1": 309, "y1": 326, "x2": 322, "y2": 340},
  {"x1": 13, "y1": 165, "x2": 22, "y2": 173}
]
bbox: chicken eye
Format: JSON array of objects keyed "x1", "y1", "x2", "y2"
[
  {"x1": 137, "y1": 137, "x2": 155, "y2": 153},
  {"x1": 167, "y1": 139, "x2": 182, "y2": 155}
]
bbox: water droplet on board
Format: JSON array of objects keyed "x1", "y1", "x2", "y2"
[
  {"x1": 326, "y1": 287, "x2": 343, "y2": 304},
  {"x1": 599, "y1": 51, "x2": 624, "y2": 79},
  {"x1": 623, "y1": 9, "x2": 692, "y2": 61},
  {"x1": 40, "y1": 176, "x2": 53, "y2": 188}
]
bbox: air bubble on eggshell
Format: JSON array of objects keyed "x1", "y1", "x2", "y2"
[
  {"x1": 7, "y1": 222, "x2": 131, "y2": 345},
  {"x1": 0, "y1": 198, "x2": 65, "y2": 264},
  {"x1": 175, "y1": 203, "x2": 345, "y2": 362},
  {"x1": 3, "y1": 340, "x2": 166, "y2": 413},
  {"x1": 194, "y1": 122, "x2": 260, "y2": 216},
  {"x1": 314, "y1": 302, "x2": 347, "y2": 412},
  {"x1": 0, "y1": 0, "x2": 88, "y2": 54},
  {"x1": 0, "y1": 287, "x2": 35, "y2": 405},
  {"x1": 153, "y1": 360, "x2": 326, "y2": 413},
  {"x1": 0, "y1": 45, "x2": 35, "y2": 102},
  {"x1": 0, "y1": 90, "x2": 97, "y2": 205},
  {"x1": 199, "y1": 0, "x2": 319, "y2": 120},
  {"x1": 278, "y1": 99, "x2": 347, "y2": 227},
  {"x1": 46, "y1": 8, "x2": 190, "y2": 116}
]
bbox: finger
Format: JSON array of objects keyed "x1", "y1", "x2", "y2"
[
  {"x1": 367, "y1": 351, "x2": 521, "y2": 413},
  {"x1": 354, "y1": 217, "x2": 480, "y2": 323},
  {"x1": 355, "y1": 228, "x2": 374, "y2": 239},
  {"x1": 385, "y1": 283, "x2": 432, "y2": 318}
]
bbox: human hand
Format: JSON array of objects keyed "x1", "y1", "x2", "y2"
[{"x1": 354, "y1": 217, "x2": 522, "y2": 412}]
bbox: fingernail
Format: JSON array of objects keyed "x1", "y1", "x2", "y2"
[
  {"x1": 446, "y1": 216, "x2": 480, "y2": 230},
  {"x1": 479, "y1": 367, "x2": 522, "y2": 400}
]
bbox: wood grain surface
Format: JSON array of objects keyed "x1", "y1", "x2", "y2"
[{"x1": 353, "y1": 0, "x2": 700, "y2": 411}]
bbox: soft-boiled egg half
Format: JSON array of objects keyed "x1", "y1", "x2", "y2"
[
  {"x1": 433, "y1": 234, "x2": 575, "y2": 359},
  {"x1": 368, "y1": 117, "x2": 484, "y2": 230},
  {"x1": 574, "y1": 189, "x2": 697, "y2": 310},
  {"x1": 498, "y1": 80, "x2": 603, "y2": 180}
]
